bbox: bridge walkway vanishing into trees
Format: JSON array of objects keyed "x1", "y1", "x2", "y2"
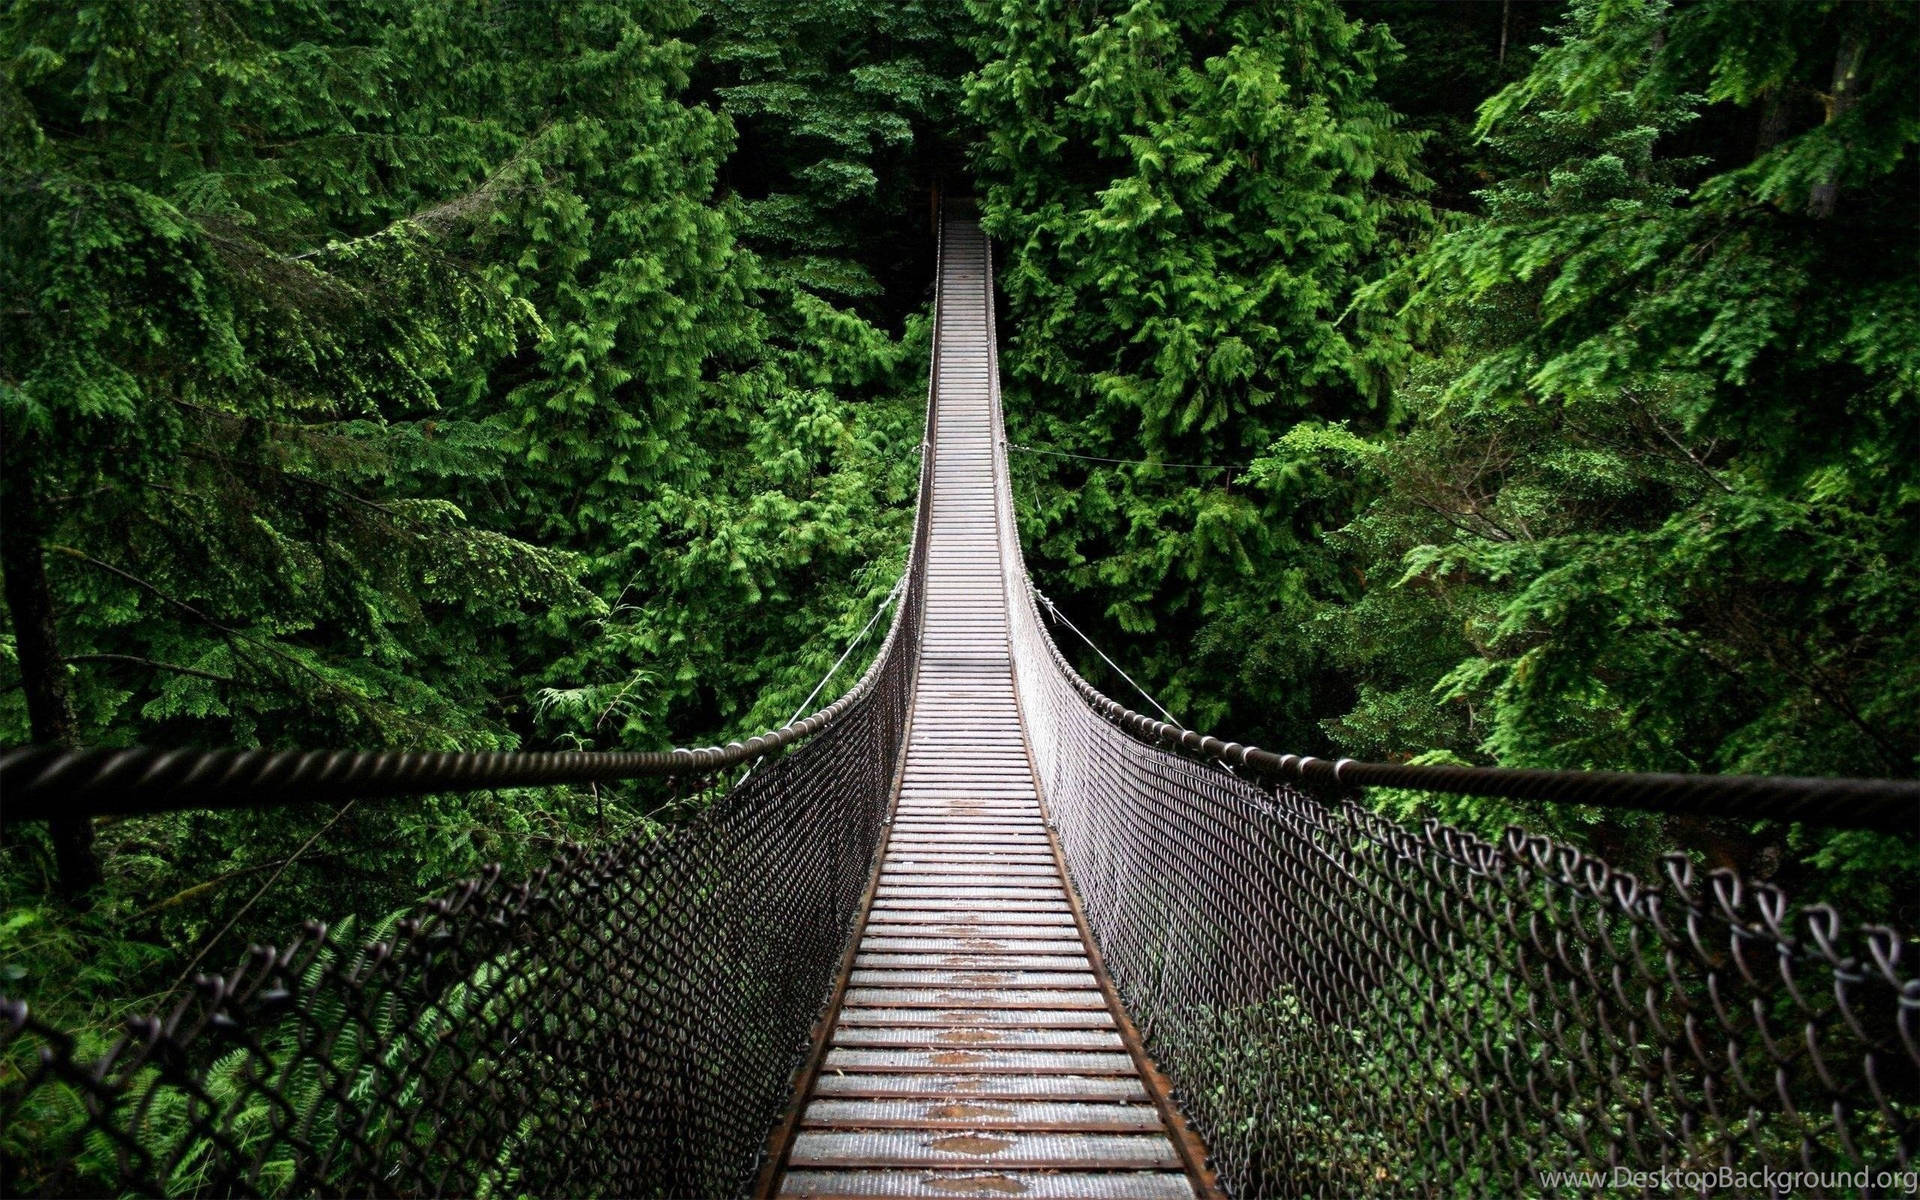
[
  {"x1": 766, "y1": 221, "x2": 1212, "y2": 1199},
  {"x1": 2, "y1": 214, "x2": 1917, "y2": 1199}
]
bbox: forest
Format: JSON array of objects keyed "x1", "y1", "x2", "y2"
[{"x1": 3, "y1": 0, "x2": 1916, "y2": 1078}]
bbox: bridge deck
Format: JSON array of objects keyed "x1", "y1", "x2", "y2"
[{"x1": 775, "y1": 222, "x2": 1207, "y2": 1199}]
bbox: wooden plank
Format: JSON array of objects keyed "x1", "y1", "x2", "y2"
[{"x1": 770, "y1": 216, "x2": 1209, "y2": 1200}]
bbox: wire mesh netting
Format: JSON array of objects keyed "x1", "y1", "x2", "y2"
[
  {"x1": 1008, "y1": 577, "x2": 1920, "y2": 1195},
  {"x1": 967, "y1": 218, "x2": 1920, "y2": 1194},
  {"x1": 3, "y1": 618, "x2": 915, "y2": 1198},
  {"x1": 0, "y1": 193, "x2": 955, "y2": 1200}
]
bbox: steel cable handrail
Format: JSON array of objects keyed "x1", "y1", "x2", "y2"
[
  {"x1": 1, "y1": 377, "x2": 942, "y2": 828},
  {"x1": 1014, "y1": 601, "x2": 1917, "y2": 832},
  {"x1": 980, "y1": 238, "x2": 1920, "y2": 1192},
  {"x1": 0, "y1": 590, "x2": 921, "y2": 822},
  {"x1": 996, "y1": 465, "x2": 1915, "y2": 832},
  {"x1": 975, "y1": 222, "x2": 1916, "y2": 836},
  {"x1": 0, "y1": 213, "x2": 951, "y2": 1200}
]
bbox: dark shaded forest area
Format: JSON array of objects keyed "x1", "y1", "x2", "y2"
[{"x1": 3, "y1": 0, "x2": 1915, "y2": 1074}]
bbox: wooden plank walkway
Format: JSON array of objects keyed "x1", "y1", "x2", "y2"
[{"x1": 774, "y1": 221, "x2": 1210, "y2": 1199}]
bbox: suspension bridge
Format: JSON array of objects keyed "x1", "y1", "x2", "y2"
[{"x1": 2, "y1": 215, "x2": 1916, "y2": 1199}]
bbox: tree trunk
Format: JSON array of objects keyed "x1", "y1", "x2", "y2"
[
  {"x1": 1752, "y1": 86, "x2": 1792, "y2": 159},
  {"x1": 0, "y1": 431, "x2": 102, "y2": 898},
  {"x1": 1809, "y1": 17, "x2": 1867, "y2": 219}
]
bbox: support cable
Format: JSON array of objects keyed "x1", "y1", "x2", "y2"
[
  {"x1": 1006, "y1": 440, "x2": 1249, "y2": 473},
  {"x1": 785, "y1": 576, "x2": 907, "y2": 727},
  {"x1": 1031, "y1": 580, "x2": 1183, "y2": 729},
  {"x1": 730, "y1": 576, "x2": 908, "y2": 788}
]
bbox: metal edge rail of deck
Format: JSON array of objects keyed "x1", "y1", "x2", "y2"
[{"x1": 769, "y1": 218, "x2": 1217, "y2": 1200}]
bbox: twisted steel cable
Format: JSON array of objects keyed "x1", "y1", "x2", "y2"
[
  {"x1": 984, "y1": 215, "x2": 1920, "y2": 1193},
  {"x1": 1052, "y1": 661, "x2": 1919, "y2": 834},
  {"x1": 0, "y1": 673, "x2": 907, "y2": 824},
  {"x1": 0, "y1": 215, "x2": 951, "y2": 1200}
]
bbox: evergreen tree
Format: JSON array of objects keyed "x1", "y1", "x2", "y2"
[
  {"x1": 0, "y1": 0, "x2": 927, "y2": 1036},
  {"x1": 967, "y1": 0, "x2": 1425, "y2": 739},
  {"x1": 696, "y1": 0, "x2": 970, "y2": 318},
  {"x1": 1266, "y1": 0, "x2": 1919, "y2": 911}
]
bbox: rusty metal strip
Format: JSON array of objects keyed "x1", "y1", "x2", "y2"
[
  {"x1": 819, "y1": 1048, "x2": 1140, "y2": 1075},
  {"x1": 993, "y1": 380, "x2": 1225, "y2": 1200},
  {"x1": 799, "y1": 1099, "x2": 1163, "y2": 1133},
  {"x1": 810, "y1": 1074, "x2": 1152, "y2": 1103},
  {"x1": 786, "y1": 1130, "x2": 1183, "y2": 1170},
  {"x1": 836, "y1": 1005, "x2": 1113, "y2": 1027},
  {"x1": 779, "y1": 1169, "x2": 1195, "y2": 1199},
  {"x1": 751, "y1": 697, "x2": 914, "y2": 1198},
  {"x1": 853, "y1": 964, "x2": 1095, "y2": 979},
  {"x1": 837, "y1": 1013, "x2": 1120, "y2": 1039}
]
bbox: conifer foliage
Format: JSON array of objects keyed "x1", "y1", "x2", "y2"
[
  {"x1": 2, "y1": 0, "x2": 1915, "y2": 1081},
  {"x1": 1258, "y1": 0, "x2": 1918, "y2": 908},
  {"x1": 968, "y1": 0, "x2": 1427, "y2": 736},
  {"x1": 1, "y1": 0, "x2": 930, "y2": 1034},
  {"x1": 964, "y1": 0, "x2": 1915, "y2": 910}
]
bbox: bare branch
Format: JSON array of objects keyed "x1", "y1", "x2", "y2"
[{"x1": 63, "y1": 653, "x2": 236, "y2": 685}]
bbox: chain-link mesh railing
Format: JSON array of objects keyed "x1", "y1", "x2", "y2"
[
  {"x1": 6, "y1": 677, "x2": 910, "y2": 1197},
  {"x1": 970, "y1": 229, "x2": 1920, "y2": 1196},
  {"x1": 0, "y1": 190, "x2": 964, "y2": 1200},
  {"x1": 0, "y1": 353, "x2": 937, "y2": 1200},
  {"x1": 1000, "y1": 469, "x2": 1917, "y2": 1194},
  {"x1": 1011, "y1": 616, "x2": 1920, "y2": 1194},
  {"x1": 4, "y1": 600, "x2": 922, "y2": 1200}
]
